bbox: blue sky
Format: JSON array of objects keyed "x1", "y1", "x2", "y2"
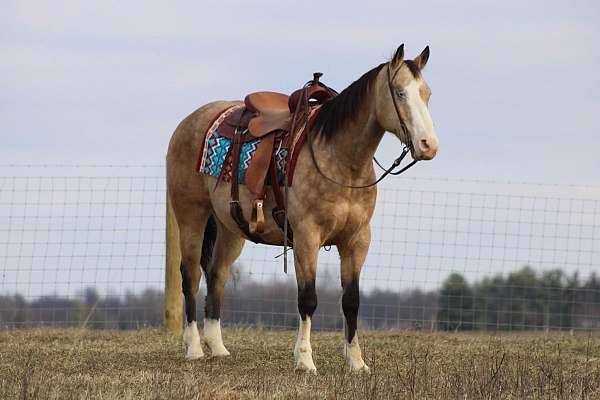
[{"x1": 1, "y1": 1, "x2": 599, "y2": 185}]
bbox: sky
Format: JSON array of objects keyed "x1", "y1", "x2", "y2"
[
  {"x1": 1, "y1": 0, "x2": 599, "y2": 186},
  {"x1": 1, "y1": 1, "x2": 599, "y2": 300}
]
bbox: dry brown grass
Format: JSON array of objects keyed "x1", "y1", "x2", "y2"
[{"x1": 1, "y1": 328, "x2": 600, "y2": 399}]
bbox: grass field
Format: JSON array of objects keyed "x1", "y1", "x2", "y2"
[{"x1": 1, "y1": 328, "x2": 600, "y2": 399}]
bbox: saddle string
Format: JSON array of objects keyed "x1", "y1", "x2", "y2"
[
  {"x1": 281, "y1": 79, "x2": 312, "y2": 273},
  {"x1": 306, "y1": 62, "x2": 418, "y2": 190}
]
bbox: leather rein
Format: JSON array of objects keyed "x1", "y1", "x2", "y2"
[{"x1": 307, "y1": 62, "x2": 418, "y2": 189}]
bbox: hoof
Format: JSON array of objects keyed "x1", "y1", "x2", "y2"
[
  {"x1": 294, "y1": 349, "x2": 317, "y2": 374},
  {"x1": 185, "y1": 340, "x2": 205, "y2": 361},
  {"x1": 185, "y1": 349, "x2": 204, "y2": 361},
  {"x1": 210, "y1": 346, "x2": 231, "y2": 357},
  {"x1": 295, "y1": 360, "x2": 317, "y2": 374},
  {"x1": 349, "y1": 363, "x2": 370, "y2": 374},
  {"x1": 343, "y1": 340, "x2": 369, "y2": 374}
]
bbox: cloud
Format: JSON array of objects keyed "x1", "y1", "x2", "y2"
[{"x1": 0, "y1": 0, "x2": 599, "y2": 184}]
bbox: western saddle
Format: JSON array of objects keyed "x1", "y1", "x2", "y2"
[{"x1": 206, "y1": 73, "x2": 337, "y2": 244}]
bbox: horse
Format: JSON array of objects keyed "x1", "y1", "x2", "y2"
[{"x1": 166, "y1": 44, "x2": 439, "y2": 373}]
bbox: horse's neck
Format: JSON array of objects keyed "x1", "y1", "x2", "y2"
[{"x1": 320, "y1": 98, "x2": 384, "y2": 179}]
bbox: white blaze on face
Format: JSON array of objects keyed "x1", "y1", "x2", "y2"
[{"x1": 404, "y1": 79, "x2": 438, "y2": 160}]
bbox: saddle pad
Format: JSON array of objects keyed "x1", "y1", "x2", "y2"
[
  {"x1": 198, "y1": 129, "x2": 288, "y2": 185},
  {"x1": 196, "y1": 103, "x2": 322, "y2": 187}
]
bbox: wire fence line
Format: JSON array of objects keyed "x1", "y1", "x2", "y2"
[{"x1": 0, "y1": 165, "x2": 599, "y2": 331}]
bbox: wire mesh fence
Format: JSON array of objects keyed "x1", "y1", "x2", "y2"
[{"x1": 1, "y1": 165, "x2": 599, "y2": 331}]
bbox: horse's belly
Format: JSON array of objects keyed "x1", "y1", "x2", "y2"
[{"x1": 207, "y1": 176, "x2": 286, "y2": 245}]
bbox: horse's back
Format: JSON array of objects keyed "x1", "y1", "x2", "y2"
[
  {"x1": 167, "y1": 100, "x2": 240, "y2": 211},
  {"x1": 168, "y1": 100, "x2": 240, "y2": 164}
]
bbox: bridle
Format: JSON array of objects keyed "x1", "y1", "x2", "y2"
[{"x1": 307, "y1": 62, "x2": 418, "y2": 189}]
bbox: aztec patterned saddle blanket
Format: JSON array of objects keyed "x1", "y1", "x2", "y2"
[
  {"x1": 197, "y1": 102, "x2": 315, "y2": 191},
  {"x1": 198, "y1": 124, "x2": 288, "y2": 186}
]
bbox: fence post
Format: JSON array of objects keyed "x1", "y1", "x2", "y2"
[{"x1": 164, "y1": 188, "x2": 183, "y2": 336}]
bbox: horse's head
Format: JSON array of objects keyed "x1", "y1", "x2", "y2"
[{"x1": 376, "y1": 44, "x2": 439, "y2": 161}]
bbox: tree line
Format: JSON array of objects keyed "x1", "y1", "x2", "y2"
[
  {"x1": 1, "y1": 266, "x2": 599, "y2": 331},
  {"x1": 437, "y1": 266, "x2": 600, "y2": 331},
  {"x1": 0, "y1": 282, "x2": 437, "y2": 331}
]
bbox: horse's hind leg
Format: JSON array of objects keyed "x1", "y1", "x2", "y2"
[
  {"x1": 203, "y1": 221, "x2": 245, "y2": 356},
  {"x1": 175, "y1": 201, "x2": 212, "y2": 360}
]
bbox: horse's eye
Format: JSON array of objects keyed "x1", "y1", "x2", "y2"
[{"x1": 395, "y1": 89, "x2": 406, "y2": 101}]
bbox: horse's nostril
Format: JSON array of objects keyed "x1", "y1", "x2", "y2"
[{"x1": 420, "y1": 139, "x2": 430, "y2": 150}]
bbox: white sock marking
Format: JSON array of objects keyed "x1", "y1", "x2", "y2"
[
  {"x1": 183, "y1": 321, "x2": 203, "y2": 360},
  {"x1": 203, "y1": 318, "x2": 230, "y2": 356},
  {"x1": 344, "y1": 334, "x2": 369, "y2": 373},
  {"x1": 294, "y1": 316, "x2": 316, "y2": 373}
]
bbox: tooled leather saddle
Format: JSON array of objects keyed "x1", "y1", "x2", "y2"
[{"x1": 202, "y1": 73, "x2": 337, "y2": 244}]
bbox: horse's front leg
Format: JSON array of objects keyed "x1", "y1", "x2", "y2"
[
  {"x1": 293, "y1": 233, "x2": 320, "y2": 373},
  {"x1": 338, "y1": 226, "x2": 370, "y2": 373}
]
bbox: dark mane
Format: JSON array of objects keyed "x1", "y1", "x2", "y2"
[{"x1": 313, "y1": 62, "x2": 386, "y2": 141}]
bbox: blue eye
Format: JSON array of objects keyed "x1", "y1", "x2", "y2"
[{"x1": 395, "y1": 89, "x2": 406, "y2": 100}]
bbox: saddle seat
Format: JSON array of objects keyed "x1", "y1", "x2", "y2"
[
  {"x1": 244, "y1": 91, "x2": 291, "y2": 137},
  {"x1": 244, "y1": 81, "x2": 335, "y2": 138}
]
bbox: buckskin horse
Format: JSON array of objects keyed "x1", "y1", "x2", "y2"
[{"x1": 166, "y1": 44, "x2": 439, "y2": 373}]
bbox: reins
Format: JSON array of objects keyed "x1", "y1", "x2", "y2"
[{"x1": 306, "y1": 62, "x2": 418, "y2": 189}]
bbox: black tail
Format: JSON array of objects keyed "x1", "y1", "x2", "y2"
[{"x1": 200, "y1": 214, "x2": 218, "y2": 274}]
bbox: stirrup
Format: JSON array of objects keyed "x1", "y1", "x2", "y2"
[{"x1": 249, "y1": 199, "x2": 265, "y2": 234}]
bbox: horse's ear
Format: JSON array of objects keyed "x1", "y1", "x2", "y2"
[
  {"x1": 392, "y1": 44, "x2": 404, "y2": 68},
  {"x1": 414, "y1": 46, "x2": 430, "y2": 70}
]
